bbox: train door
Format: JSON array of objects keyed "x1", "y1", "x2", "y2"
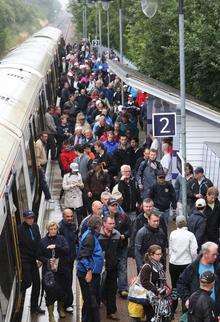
[{"x1": 3, "y1": 174, "x2": 23, "y2": 321}]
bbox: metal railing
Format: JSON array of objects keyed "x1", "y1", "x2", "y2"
[{"x1": 203, "y1": 142, "x2": 220, "y2": 190}]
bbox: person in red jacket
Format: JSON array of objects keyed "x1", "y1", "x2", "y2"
[{"x1": 59, "y1": 141, "x2": 77, "y2": 176}]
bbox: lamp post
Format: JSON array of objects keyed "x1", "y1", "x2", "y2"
[
  {"x1": 141, "y1": 0, "x2": 187, "y2": 216},
  {"x1": 102, "y1": 1, "x2": 110, "y2": 55},
  {"x1": 98, "y1": 1, "x2": 102, "y2": 56},
  {"x1": 118, "y1": 0, "x2": 124, "y2": 105}
]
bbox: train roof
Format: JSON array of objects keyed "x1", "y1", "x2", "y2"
[
  {"x1": 33, "y1": 26, "x2": 62, "y2": 42},
  {"x1": 0, "y1": 68, "x2": 41, "y2": 134},
  {"x1": 0, "y1": 27, "x2": 62, "y2": 76}
]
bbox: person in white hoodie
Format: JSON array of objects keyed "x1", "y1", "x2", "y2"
[{"x1": 169, "y1": 215, "x2": 198, "y2": 316}]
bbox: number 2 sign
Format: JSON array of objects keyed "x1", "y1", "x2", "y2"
[{"x1": 152, "y1": 112, "x2": 176, "y2": 137}]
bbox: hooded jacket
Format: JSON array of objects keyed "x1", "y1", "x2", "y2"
[{"x1": 188, "y1": 210, "x2": 207, "y2": 250}]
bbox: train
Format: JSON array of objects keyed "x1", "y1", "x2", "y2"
[{"x1": 0, "y1": 26, "x2": 63, "y2": 322}]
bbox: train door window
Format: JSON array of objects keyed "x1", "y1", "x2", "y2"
[
  {"x1": 46, "y1": 73, "x2": 52, "y2": 106},
  {"x1": 17, "y1": 168, "x2": 28, "y2": 214},
  {"x1": 0, "y1": 216, "x2": 16, "y2": 319}
]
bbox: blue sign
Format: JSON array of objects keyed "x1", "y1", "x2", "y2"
[{"x1": 152, "y1": 112, "x2": 176, "y2": 137}]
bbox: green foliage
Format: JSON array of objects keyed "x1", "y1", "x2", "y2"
[
  {"x1": 70, "y1": 0, "x2": 220, "y2": 108},
  {"x1": 0, "y1": 0, "x2": 61, "y2": 56}
]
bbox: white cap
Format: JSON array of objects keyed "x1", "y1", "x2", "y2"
[
  {"x1": 70, "y1": 163, "x2": 79, "y2": 172},
  {"x1": 196, "y1": 198, "x2": 206, "y2": 208}
]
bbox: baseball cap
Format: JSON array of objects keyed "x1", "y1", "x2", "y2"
[
  {"x1": 194, "y1": 167, "x2": 204, "y2": 174},
  {"x1": 195, "y1": 198, "x2": 206, "y2": 208},
  {"x1": 70, "y1": 162, "x2": 79, "y2": 172},
  {"x1": 157, "y1": 169, "x2": 166, "y2": 178},
  {"x1": 200, "y1": 271, "x2": 215, "y2": 284},
  {"x1": 107, "y1": 197, "x2": 118, "y2": 206},
  {"x1": 23, "y1": 210, "x2": 35, "y2": 218}
]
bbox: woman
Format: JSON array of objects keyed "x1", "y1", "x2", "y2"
[
  {"x1": 205, "y1": 186, "x2": 220, "y2": 243},
  {"x1": 38, "y1": 221, "x2": 69, "y2": 322},
  {"x1": 75, "y1": 112, "x2": 91, "y2": 132},
  {"x1": 169, "y1": 215, "x2": 198, "y2": 316},
  {"x1": 129, "y1": 245, "x2": 169, "y2": 322},
  {"x1": 86, "y1": 159, "x2": 111, "y2": 201},
  {"x1": 62, "y1": 162, "x2": 84, "y2": 226}
]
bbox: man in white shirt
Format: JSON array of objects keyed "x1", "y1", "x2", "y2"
[{"x1": 160, "y1": 142, "x2": 172, "y2": 181}]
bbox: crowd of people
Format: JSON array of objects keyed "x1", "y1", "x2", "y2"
[{"x1": 18, "y1": 39, "x2": 220, "y2": 322}]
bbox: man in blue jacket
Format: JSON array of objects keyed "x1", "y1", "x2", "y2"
[
  {"x1": 59, "y1": 209, "x2": 78, "y2": 313},
  {"x1": 77, "y1": 216, "x2": 104, "y2": 322}
]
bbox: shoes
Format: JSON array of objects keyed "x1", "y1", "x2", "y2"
[
  {"x1": 46, "y1": 199, "x2": 55, "y2": 203},
  {"x1": 106, "y1": 314, "x2": 120, "y2": 320},
  {"x1": 66, "y1": 306, "x2": 74, "y2": 313},
  {"x1": 31, "y1": 306, "x2": 45, "y2": 314},
  {"x1": 119, "y1": 290, "x2": 128, "y2": 299}
]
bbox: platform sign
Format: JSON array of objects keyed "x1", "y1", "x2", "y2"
[
  {"x1": 152, "y1": 112, "x2": 176, "y2": 137},
  {"x1": 92, "y1": 39, "x2": 100, "y2": 47}
]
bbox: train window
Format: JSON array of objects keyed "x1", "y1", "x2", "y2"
[
  {"x1": 17, "y1": 168, "x2": 28, "y2": 213},
  {"x1": 0, "y1": 216, "x2": 15, "y2": 319},
  {"x1": 46, "y1": 73, "x2": 52, "y2": 106}
]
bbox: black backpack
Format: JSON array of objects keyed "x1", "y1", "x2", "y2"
[{"x1": 43, "y1": 270, "x2": 56, "y2": 289}]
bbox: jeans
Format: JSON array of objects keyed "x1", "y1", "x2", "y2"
[
  {"x1": 78, "y1": 274, "x2": 101, "y2": 322},
  {"x1": 39, "y1": 167, "x2": 51, "y2": 200},
  {"x1": 117, "y1": 247, "x2": 128, "y2": 292},
  {"x1": 160, "y1": 209, "x2": 170, "y2": 226},
  {"x1": 127, "y1": 211, "x2": 137, "y2": 257},
  {"x1": 21, "y1": 261, "x2": 40, "y2": 311}
]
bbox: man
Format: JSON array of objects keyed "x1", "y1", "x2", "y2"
[
  {"x1": 148, "y1": 169, "x2": 177, "y2": 225},
  {"x1": 188, "y1": 271, "x2": 216, "y2": 322},
  {"x1": 136, "y1": 148, "x2": 162, "y2": 199},
  {"x1": 101, "y1": 191, "x2": 112, "y2": 217},
  {"x1": 35, "y1": 131, "x2": 53, "y2": 202},
  {"x1": 135, "y1": 212, "x2": 168, "y2": 272},
  {"x1": 18, "y1": 210, "x2": 44, "y2": 314},
  {"x1": 133, "y1": 198, "x2": 167, "y2": 238},
  {"x1": 187, "y1": 167, "x2": 213, "y2": 212},
  {"x1": 45, "y1": 106, "x2": 57, "y2": 160},
  {"x1": 205, "y1": 187, "x2": 220, "y2": 244},
  {"x1": 103, "y1": 131, "x2": 119, "y2": 156},
  {"x1": 74, "y1": 144, "x2": 89, "y2": 182},
  {"x1": 59, "y1": 209, "x2": 78, "y2": 313},
  {"x1": 108, "y1": 197, "x2": 131, "y2": 298},
  {"x1": 177, "y1": 242, "x2": 220, "y2": 316},
  {"x1": 77, "y1": 216, "x2": 104, "y2": 322},
  {"x1": 188, "y1": 198, "x2": 207, "y2": 251},
  {"x1": 94, "y1": 140, "x2": 116, "y2": 176},
  {"x1": 80, "y1": 200, "x2": 103, "y2": 235},
  {"x1": 113, "y1": 135, "x2": 134, "y2": 173},
  {"x1": 160, "y1": 142, "x2": 172, "y2": 181},
  {"x1": 99, "y1": 216, "x2": 121, "y2": 320},
  {"x1": 118, "y1": 164, "x2": 141, "y2": 256}
]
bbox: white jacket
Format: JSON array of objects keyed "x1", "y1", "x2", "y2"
[
  {"x1": 169, "y1": 227, "x2": 198, "y2": 265},
  {"x1": 62, "y1": 172, "x2": 84, "y2": 209}
]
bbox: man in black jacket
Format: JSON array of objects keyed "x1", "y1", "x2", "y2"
[
  {"x1": 187, "y1": 166, "x2": 213, "y2": 212},
  {"x1": 148, "y1": 169, "x2": 176, "y2": 225},
  {"x1": 113, "y1": 136, "x2": 134, "y2": 174},
  {"x1": 18, "y1": 210, "x2": 44, "y2": 315},
  {"x1": 59, "y1": 208, "x2": 78, "y2": 313},
  {"x1": 99, "y1": 216, "x2": 121, "y2": 320},
  {"x1": 108, "y1": 197, "x2": 131, "y2": 298},
  {"x1": 118, "y1": 164, "x2": 141, "y2": 257},
  {"x1": 135, "y1": 212, "x2": 168, "y2": 272},
  {"x1": 205, "y1": 187, "x2": 220, "y2": 244},
  {"x1": 177, "y1": 242, "x2": 220, "y2": 316},
  {"x1": 188, "y1": 271, "x2": 216, "y2": 322}
]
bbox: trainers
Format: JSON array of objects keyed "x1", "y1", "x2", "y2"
[
  {"x1": 119, "y1": 290, "x2": 128, "y2": 299},
  {"x1": 46, "y1": 199, "x2": 55, "y2": 203},
  {"x1": 66, "y1": 306, "x2": 73, "y2": 313}
]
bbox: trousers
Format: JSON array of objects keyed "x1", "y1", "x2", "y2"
[{"x1": 21, "y1": 261, "x2": 40, "y2": 310}]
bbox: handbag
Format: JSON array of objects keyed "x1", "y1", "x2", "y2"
[
  {"x1": 43, "y1": 270, "x2": 56, "y2": 289},
  {"x1": 128, "y1": 265, "x2": 156, "y2": 305}
]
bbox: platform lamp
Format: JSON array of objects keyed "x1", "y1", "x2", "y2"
[
  {"x1": 141, "y1": 0, "x2": 187, "y2": 216},
  {"x1": 102, "y1": 1, "x2": 110, "y2": 57}
]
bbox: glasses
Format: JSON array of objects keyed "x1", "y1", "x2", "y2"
[
  {"x1": 110, "y1": 204, "x2": 118, "y2": 207},
  {"x1": 154, "y1": 252, "x2": 162, "y2": 256}
]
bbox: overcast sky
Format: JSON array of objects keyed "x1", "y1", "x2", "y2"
[{"x1": 59, "y1": 0, "x2": 69, "y2": 10}]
